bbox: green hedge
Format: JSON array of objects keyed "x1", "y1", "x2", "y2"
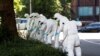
[
  {"x1": 0, "y1": 26, "x2": 13, "y2": 42},
  {"x1": 0, "y1": 39, "x2": 66, "y2": 56}
]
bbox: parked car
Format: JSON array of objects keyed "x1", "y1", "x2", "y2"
[{"x1": 78, "y1": 22, "x2": 100, "y2": 32}]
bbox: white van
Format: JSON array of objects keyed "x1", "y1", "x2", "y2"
[{"x1": 16, "y1": 18, "x2": 28, "y2": 30}]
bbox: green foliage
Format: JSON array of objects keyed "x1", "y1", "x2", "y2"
[
  {"x1": 19, "y1": 0, "x2": 63, "y2": 18},
  {"x1": 15, "y1": 0, "x2": 71, "y2": 18},
  {"x1": 61, "y1": 0, "x2": 71, "y2": 18},
  {"x1": 14, "y1": 0, "x2": 25, "y2": 14},
  {"x1": 0, "y1": 26, "x2": 13, "y2": 42},
  {"x1": 65, "y1": 0, "x2": 71, "y2": 3},
  {"x1": 64, "y1": 3, "x2": 71, "y2": 18},
  {"x1": 0, "y1": 39, "x2": 66, "y2": 56},
  {"x1": 33, "y1": 0, "x2": 63, "y2": 18}
]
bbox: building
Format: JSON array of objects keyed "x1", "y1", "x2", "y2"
[{"x1": 71, "y1": 0, "x2": 100, "y2": 22}]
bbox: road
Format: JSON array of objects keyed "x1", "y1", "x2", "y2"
[
  {"x1": 81, "y1": 39, "x2": 100, "y2": 56},
  {"x1": 59, "y1": 33, "x2": 100, "y2": 56},
  {"x1": 78, "y1": 33, "x2": 100, "y2": 56}
]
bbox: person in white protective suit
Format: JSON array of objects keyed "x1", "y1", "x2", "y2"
[
  {"x1": 62, "y1": 20, "x2": 82, "y2": 56},
  {"x1": 29, "y1": 14, "x2": 47, "y2": 42},
  {"x1": 53, "y1": 13, "x2": 69, "y2": 48},
  {"x1": 54, "y1": 13, "x2": 82, "y2": 56},
  {"x1": 39, "y1": 14, "x2": 58, "y2": 44},
  {"x1": 29, "y1": 13, "x2": 41, "y2": 40},
  {"x1": 37, "y1": 14, "x2": 48, "y2": 42},
  {"x1": 24, "y1": 13, "x2": 31, "y2": 30},
  {"x1": 24, "y1": 13, "x2": 32, "y2": 39}
]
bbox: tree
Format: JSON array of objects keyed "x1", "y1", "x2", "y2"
[
  {"x1": 0, "y1": 0, "x2": 18, "y2": 41},
  {"x1": 20, "y1": 0, "x2": 63, "y2": 18},
  {"x1": 14, "y1": 0, "x2": 25, "y2": 17},
  {"x1": 60, "y1": 0, "x2": 71, "y2": 19},
  {"x1": 33, "y1": 0, "x2": 63, "y2": 18}
]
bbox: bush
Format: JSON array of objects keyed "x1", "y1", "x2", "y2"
[
  {"x1": 0, "y1": 26, "x2": 13, "y2": 42},
  {"x1": 0, "y1": 39, "x2": 66, "y2": 56}
]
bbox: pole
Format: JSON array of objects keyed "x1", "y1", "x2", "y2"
[{"x1": 30, "y1": 0, "x2": 32, "y2": 14}]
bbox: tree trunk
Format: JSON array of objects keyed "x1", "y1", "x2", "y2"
[{"x1": 0, "y1": 0, "x2": 18, "y2": 40}]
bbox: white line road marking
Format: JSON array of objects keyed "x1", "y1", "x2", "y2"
[{"x1": 82, "y1": 40, "x2": 100, "y2": 45}]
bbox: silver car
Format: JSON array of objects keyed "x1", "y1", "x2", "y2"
[{"x1": 78, "y1": 22, "x2": 100, "y2": 32}]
